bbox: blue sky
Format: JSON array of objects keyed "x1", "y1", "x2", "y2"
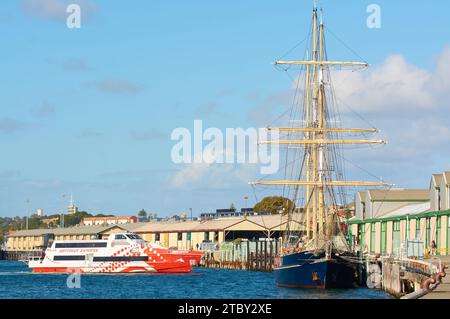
[{"x1": 1, "y1": 0, "x2": 449, "y2": 217}]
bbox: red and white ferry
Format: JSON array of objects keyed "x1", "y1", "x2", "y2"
[{"x1": 28, "y1": 233, "x2": 204, "y2": 274}]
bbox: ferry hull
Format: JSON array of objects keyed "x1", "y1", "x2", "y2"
[
  {"x1": 31, "y1": 264, "x2": 193, "y2": 274},
  {"x1": 275, "y1": 251, "x2": 359, "y2": 289}
]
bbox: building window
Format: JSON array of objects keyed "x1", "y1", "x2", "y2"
[
  {"x1": 438, "y1": 192, "x2": 441, "y2": 211},
  {"x1": 177, "y1": 232, "x2": 183, "y2": 241},
  {"x1": 393, "y1": 221, "x2": 401, "y2": 256},
  {"x1": 436, "y1": 217, "x2": 442, "y2": 255},
  {"x1": 360, "y1": 224, "x2": 366, "y2": 250},
  {"x1": 214, "y1": 231, "x2": 219, "y2": 242},
  {"x1": 204, "y1": 232, "x2": 210, "y2": 241},
  {"x1": 415, "y1": 219, "x2": 420, "y2": 240},
  {"x1": 187, "y1": 232, "x2": 191, "y2": 241},
  {"x1": 380, "y1": 222, "x2": 387, "y2": 255},
  {"x1": 155, "y1": 233, "x2": 160, "y2": 241},
  {"x1": 370, "y1": 224, "x2": 376, "y2": 254}
]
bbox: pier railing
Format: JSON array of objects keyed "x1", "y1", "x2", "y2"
[
  {"x1": 2, "y1": 249, "x2": 44, "y2": 261},
  {"x1": 200, "y1": 239, "x2": 281, "y2": 272}
]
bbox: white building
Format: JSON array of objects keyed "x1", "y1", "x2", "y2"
[
  {"x1": 438, "y1": 172, "x2": 450, "y2": 211},
  {"x1": 36, "y1": 208, "x2": 44, "y2": 217},
  {"x1": 82, "y1": 216, "x2": 138, "y2": 226}
]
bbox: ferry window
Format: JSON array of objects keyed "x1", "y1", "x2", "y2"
[
  {"x1": 126, "y1": 234, "x2": 142, "y2": 240},
  {"x1": 115, "y1": 234, "x2": 127, "y2": 240},
  {"x1": 177, "y1": 232, "x2": 183, "y2": 241},
  {"x1": 155, "y1": 233, "x2": 160, "y2": 241}
]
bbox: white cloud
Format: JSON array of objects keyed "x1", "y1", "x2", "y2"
[
  {"x1": 332, "y1": 47, "x2": 450, "y2": 114},
  {"x1": 169, "y1": 145, "x2": 259, "y2": 189},
  {"x1": 243, "y1": 47, "x2": 450, "y2": 189},
  {"x1": 170, "y1": 162, "x2": 258, "y2": 190}
]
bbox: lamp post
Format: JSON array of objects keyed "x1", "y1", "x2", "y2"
[
  {"x1": 244, "y1": 196, "x2": 249, "y2": 216},
  {"x1": 61, "y1": 194, "x2": 67, "y2": 228},
  {"x1": 25, "y1": 199, "x2": 30, "y2": 230}
]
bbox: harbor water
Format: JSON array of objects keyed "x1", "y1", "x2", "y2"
[{"x1": 0, "y1": 261, "x2": 392, "y2": 299}]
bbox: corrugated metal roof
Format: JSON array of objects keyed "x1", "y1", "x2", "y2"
[
  {"x1": 121, "y1": 222, "x2": 148, "y2": 231},
  {"x1": 53, "y1": 225, "x2": 112, "y2": 235},
  {"x1": 379, "y1": 202, "x2": 431, "y2": 219},
  {"x1": 7, "y1": 229, "x2": 54, "y2": 237},
  {"x1": 368, "y1": 189, "x2": 430, "y2": 201},
  {"x1": 8, "y1": 225, "x2": 131, "y2": 237},
  {"x1": 133, "y1": 214, "x2": 303, "y2": 233},
  {"x1": 8, "y1": 215, "x2": 306, "y2": 238}
]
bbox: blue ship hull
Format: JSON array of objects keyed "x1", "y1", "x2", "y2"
[{"x1": 275, "y1": 250, "x2": 359, "y2": 289}]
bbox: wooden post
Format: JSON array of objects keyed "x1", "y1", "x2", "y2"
[
  {"x1": 258, "y1": 241, "x2": 262, "y2": 271},
  {"x1": 264, "y1": 240, "x2": 268, "y2": 272},
  {"x1": 269, "y1": 240, "x2": 273, "y2": 271},
  {"x1": 275, "y1": 237, "x2": 278, "y2": 257},
  {"x1": 247, "y1": 240, "x2": 250, "y2": 270},
  {"x1": 255, "y1": 241, "x2": 259, "y2": 271}
]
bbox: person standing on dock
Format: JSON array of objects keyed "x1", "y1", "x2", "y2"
[{"x1": 431, "y1": 240, "x2": 437, "y2": 256}]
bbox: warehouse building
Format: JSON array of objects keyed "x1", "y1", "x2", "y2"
[
  {"x1": 133, "y1": 214, "x2": 303, "y2": 250},
  {"x1": 5, "y1": 214, "x2": 303, "y2": 254},
  {"x1": 349, "y1": 171, "x2": 450, "y2": 257}
]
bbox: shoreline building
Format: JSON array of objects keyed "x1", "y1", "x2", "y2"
[
  {"x1": 5, "y1": 214, "x2": 304, "y2": 255},
  {"x1": 81, "y1": 216, "x2": 138, "y2": 226},
  {"x1": 67, "y1": 197, "x2": 78, "y2": 215},
  {"x1": 349, "y1": 171, "x2": 450, "y2": 257},
  {"x1": 200, "y1": 208, "x2": 259, "y2": 221}
]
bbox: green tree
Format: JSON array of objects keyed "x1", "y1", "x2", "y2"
[
  {"x1": 253, "y1": 196, "x2": 295, "y2": 215},
  {"x1": 137, "y1": 209, "x2": 148, "y2": 222},
  {"x1": 62, "y1": 211, "x2": 92, "y2": 227}
]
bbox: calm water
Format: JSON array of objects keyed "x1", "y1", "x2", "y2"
[{"x1": 0, "y1": 261, "x2": 392, "y2": 299}]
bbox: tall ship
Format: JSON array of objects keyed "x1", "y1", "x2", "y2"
[
  {"x1": 251, "y1": 3, "x2": 391, "y2": 288},
  {"x1": 28, "y1": 232, "x2": 204, "y2": 274}
]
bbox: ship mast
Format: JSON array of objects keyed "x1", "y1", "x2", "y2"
[{"x1": 251, "y1": 3, "x2": 392, "y2": 249}]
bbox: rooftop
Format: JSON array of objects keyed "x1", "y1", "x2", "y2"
[
  {"x1": 432, "y1": 174, "x2": 443, "y2": 187},
  {"x1": 7, "y1": 214, "x2": 306, "y2": 238},
  {"x1": 373, "y1": 202, "x2": 431, "y2": 220},
  {"x1": 444, "y1": 171, "x2": 450, "y2": 185},
  {"x1": 367, "y1": 189, "x2": 430, "y2": 202}
]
